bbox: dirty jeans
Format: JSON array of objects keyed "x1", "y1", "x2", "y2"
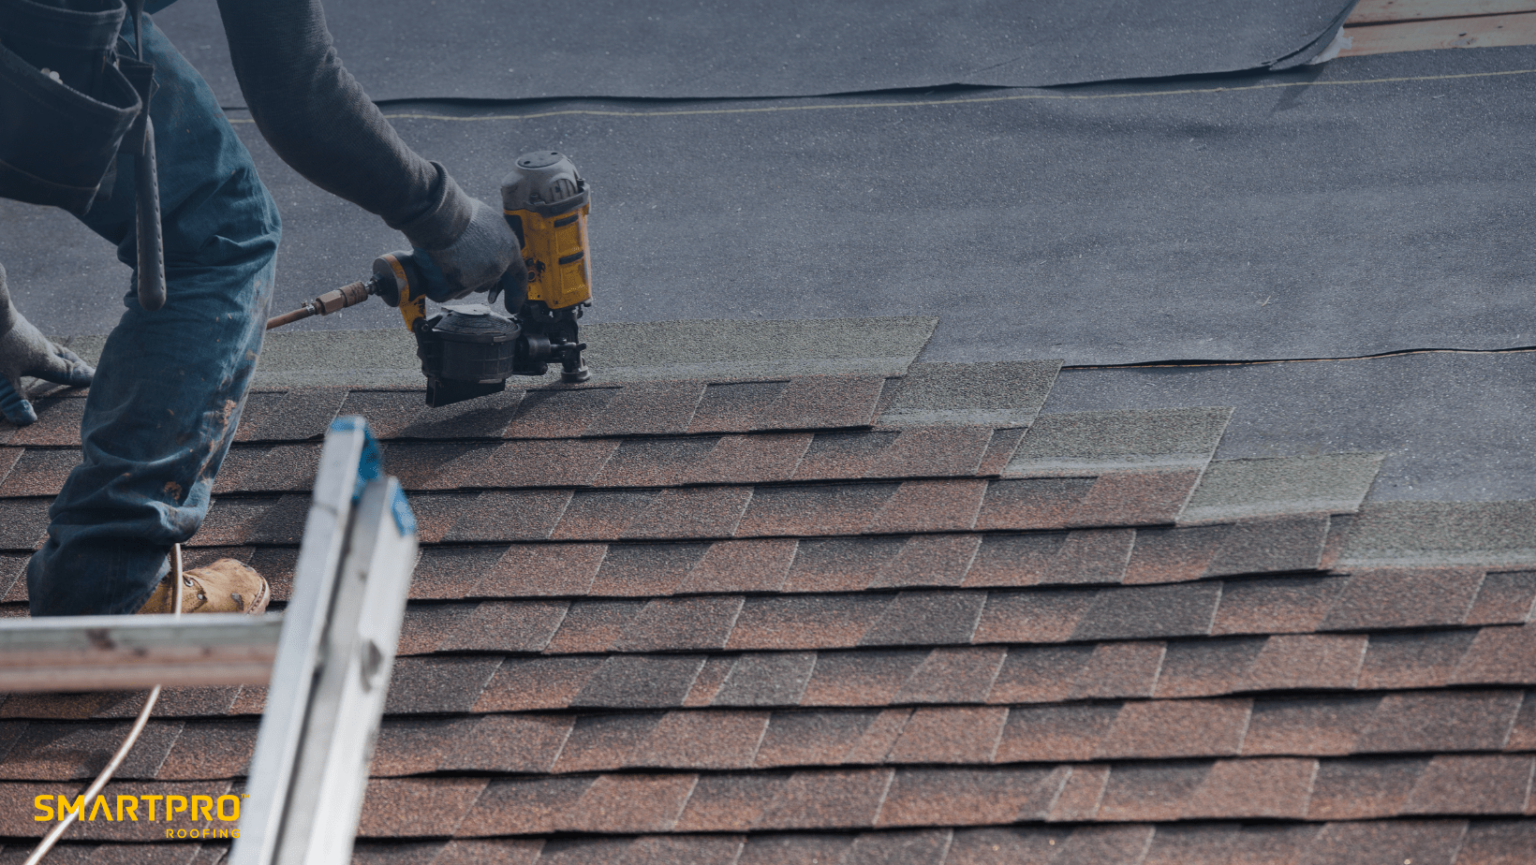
[{"x1": 26, "y1": 12, "x2": 281, "y2": 615}]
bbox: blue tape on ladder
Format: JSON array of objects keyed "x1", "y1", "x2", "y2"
[
  {"x1": 330, "y1": 416, "x2": 383, "y2": 502},
  {"x1": 388, "y1": 484, "x2": 418, "y2": 537}
]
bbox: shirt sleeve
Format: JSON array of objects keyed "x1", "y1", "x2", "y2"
[{"x1": 214, "y1": 0, "x2": 471, "y2": 248}]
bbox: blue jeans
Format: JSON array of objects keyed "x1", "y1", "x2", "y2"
[{"x1": 27, "y1": 11, "x2": 281, "y2": 615}]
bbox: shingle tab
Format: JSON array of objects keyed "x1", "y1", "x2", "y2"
[
  {"x1": 1340, "y1": 501, "x2": 1536, "y2": 568},
  {"x1": 1321, "y1": 568, "x2": 1486, "y2": 632},
  {"x1": 571, "y1": 655, "x2": 707, "y2": 708},
  {"x1": 793, "y1": 431, "x2": 899, "y2": 481},
  {"x1": 800, "y1": 651, "x2": 928, "y2": 708},
  {"x1": 737, "y1": 483, "x2": 898, "y2": 537},
  {"x1": 553, "y1": 713, "x2": 662, "y2": 774},
  {"x1": 1306, "y1": 757, "x2": 1430, "y2": 820},
  {"x1": 865, "y1": 479, "x2": 987, "y2": 534},
  {"x1": 678, "y1": 539, "x2": 797, "y2": 594},
  {"x1": 504, "y1": 388, "x2": 618, "y2": 439},
  {"x1": 996, "y1": 705, "x2": 1119, "y2": 762},
  {"x1": 1070, "y1": 583, "x2": 1221, "y2": 641},
  {"x1": 592, "y1": 437, "x2": 717, "y2": 488},
  {"x1": 885, "y1": 707, "x2": 1008, "y2": 764},
  {"x1": 688, "y1": 381, "x2": 787, "y2": 434},
  {"x1": 987, "y1": 645, "x2": 1096, "y2": 704},
  {"x1": 445, "y1": 490, "x2": 573, "y2": 542},
  {"x1": 870, "y1": 535, "x2": 980, "y2": 590},
  {"x1": 1242, "y1": 695, "x2": 1381, "y2": 757},
  {"x1": 753, "y1": 768, "x2": 894, "y2": 830},
  {"x1": 637, "y1": 712, "x2": 769, "y2": 770},
  {"x1": 1402, "y1": 755, "x2": 1534, "y2": 816},
  {"x1": 1094, "y1": 700, "x2": 1251, "y2": 760},
  {"x1": 703, "y1": 653, "x2": 816, "y2": 708},
  {"x1": 1005, "y1": 408, "x2": 1232, "y2": 476},
  {"x1": 477, "y1": 543, "x2": 606, "y2": 598},
  {"x1": 866, "y1": 427, "x2": 993, "y2": 478},
  {"x1": 894, "y1": 647, "x2": 1006, "y2": 704},
  {"x1": 729, "y1": 595, "x2": 889, "y2": 651},
  {"x1": 1184, "y1": 758, "x2": 1316, "y2": 820},
  {"x1": 584, "y1": 381, "x2": 706, "y2": 437},
  {"x1": 380, "y1": 441, "x2": 493, "y2": 491},
  {"x1": 760, "y1": 375, "x2": 886, "y2": 431},
  {"x1": 1066, "y1": 642, "x2": 1167, "y2": 700},
  {"x1": 974, "y1": 478, "x2": 1095, "y2": 531},
  {"x1": 753, "y1": 709, "x2": 883, "y2": 768},
  {"x1": 1179, "y1": 454, "x2": 1383, "y2": 523},
  {"x1": 877, "y1": 362, "x2": 1060, "y2": 428},
  {"x1": 1451, "y1": 624, "x2": 1536, "y2": 685},
  {"x1": 613, "y1": 596, "x2": 745, "y2": 651},
  {"x1": 690, "y1": 433, "x2": 810, "y2": 485},
  {"x1": 784, "y1": 537, "x2": 904, "y2": 593},
  {"x1": 0, "y1": 448, "x2": 76, "y2": 497},
  {"x1": 1356, "y1": 692, "x2": 1524, "y2": 753},
  {"x1": 1465, "y1": 570, "x2": 1536, "y2": 626},
  {"x1": 482, "y1": 439, "x2": 619, "y2": 488},
  {"x1": 860, "y1": 591, "x2": 987, "y2": 647},
  {"x1": 624, "y1": 486, "x2": 753, "y2": 539},
  {"x1": 588, "y1": 544, "x2": 707, "y2": 597},
  {"x1": 1068, "y1": 470, "x2": 1202, "y2": 528},
  {"x1": 1303, "y1": 820, "x2": 1467, "y2": 865}
]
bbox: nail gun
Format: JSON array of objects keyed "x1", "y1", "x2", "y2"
[{"x1": 266, "y1": 151, "x2": 593, "y2": 407}]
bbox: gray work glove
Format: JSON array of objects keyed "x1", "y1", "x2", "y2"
[
  {"x1": 0, "y1": 264, "x2": 95, "y2": 426},
  {"x1": 412, "y1": 198, "x2": 528, "y2": 305}
]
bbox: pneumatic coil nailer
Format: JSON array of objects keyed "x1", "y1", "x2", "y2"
[{"x1": 266, "y1": 151, "x2": 593, "y2": 407}]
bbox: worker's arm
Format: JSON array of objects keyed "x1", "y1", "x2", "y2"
[{"x1": 214, "y1": 0, "x2": 520, "y2": 298}]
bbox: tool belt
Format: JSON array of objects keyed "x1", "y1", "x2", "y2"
[{"x1": 0, "y1": 0, "x2": 167, "y2": 309}]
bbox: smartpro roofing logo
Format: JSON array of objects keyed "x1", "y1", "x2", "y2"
[{"x1": 34, "y1": 793, "x2": 244, "y2": 839}]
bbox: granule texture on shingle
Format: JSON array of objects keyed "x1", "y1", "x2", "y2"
[
  {"x1": 1179, "y1": 453, "x2": 1384, "y2": 523},
  {"x1": 877, "y1": 361, "x2": 1061, "y2": 427},
  {"x1": 1339, "y1": 501, "x2": 1536, "y2": 568},
  {"x1": 1005, "y1": 407, "x2": 1233, "y2": 475}
]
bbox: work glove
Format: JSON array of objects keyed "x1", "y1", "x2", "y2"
[
  {"x1": 0, "y1": 264, "x2": 95, "y2": 426},
  {"x1": 411, "y1": 198, "x2": 528, "y2": 306}
]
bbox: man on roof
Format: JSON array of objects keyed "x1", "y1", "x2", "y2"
[{"x1": 0, "y1": 0, "x2": 524, "y2": 616}]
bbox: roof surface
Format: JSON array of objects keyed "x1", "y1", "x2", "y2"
[
  {"x1": 3, "y1": 1, "x2": 1536, "y2": 862},
  {"x1": 1, "y1": 349, "x2": 1533, "y2": 863}
]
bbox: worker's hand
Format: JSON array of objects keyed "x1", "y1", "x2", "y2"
[
  {"x1": 412, "y1": 198, "x2": 528, "y2": 305},
  {"x1": 0, "y1": 264, "x2": 95, "y2": 426}
]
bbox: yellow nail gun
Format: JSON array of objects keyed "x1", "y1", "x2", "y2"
[{"x1": 267, "y1": 151, "x2": 593, "y2": 407}]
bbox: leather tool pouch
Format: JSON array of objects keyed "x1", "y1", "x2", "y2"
[{"x1": 0, "y1": 0, "x2": 150, "y2": 216}]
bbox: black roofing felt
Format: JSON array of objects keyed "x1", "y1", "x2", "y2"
[
  {"x1": 5, "y1": 48, "x2": 1534, "y2": 368},
  {"x1": 151, "y1": 0, "x2": 1354, "y2": 104}
]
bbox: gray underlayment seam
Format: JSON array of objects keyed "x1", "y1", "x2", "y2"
[
  {"x1": 1338, "y1": 500, "x2": 1536, "y2": 568},
  {"x1": 877, "y1": 360, "x2": 1063, "y2": 427},
  {"x1": 57, "y1": 317, "x2": 939, "y2": 389},
  {"x1": 1179, "y1": 452, "x2": 1386, "y2": 524},
  {"x1": 1005, "y1": 406, "x2": 1235, "y2": 476}
]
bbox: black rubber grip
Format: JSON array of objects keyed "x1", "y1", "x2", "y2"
[{"x1": 557, "y1": 250, "x2": 585, "y2": 265}]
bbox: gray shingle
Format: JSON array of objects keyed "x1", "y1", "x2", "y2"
[
  {"x1": 1339, "y1": 501, "x2": 1536, "y2": 568},
  {"x1": 1180, "y1": 453, "x2": 1384, "y2": 524},
  {"x1": 878, "y1": 362, "x2": 1061, "y2": 427},
  {"x1": 1006, "y1": 408, "x2": 1233, "y2": 476}
]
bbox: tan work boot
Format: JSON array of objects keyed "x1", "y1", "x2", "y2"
[{"x1": 137, "y1": 559, "x2": 270, "y2": 615}]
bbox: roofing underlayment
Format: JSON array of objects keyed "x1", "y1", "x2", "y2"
[{"x1": 2, "y1": 0, "x2": 1536, "y2": 862}]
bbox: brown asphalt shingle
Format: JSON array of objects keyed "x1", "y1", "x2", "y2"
[{"x1": 5, "y1": 356, "x2": 1534, "y2": 862}]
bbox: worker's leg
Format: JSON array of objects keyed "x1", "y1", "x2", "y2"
[{"x1": 26, "y1": 14, "x2": 281, "y2": 616}]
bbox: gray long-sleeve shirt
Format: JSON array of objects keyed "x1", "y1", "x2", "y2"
[{"x1": 214, "y1": 0, "x2": 471, "y2": 249}]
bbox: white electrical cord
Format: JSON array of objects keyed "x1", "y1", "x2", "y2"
[{"x1": 24, "y1": 544, "x2": 185, "y2": 865}]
